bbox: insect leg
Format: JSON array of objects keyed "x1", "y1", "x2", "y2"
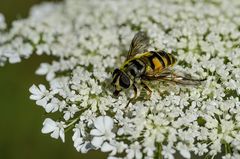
[
  {"x1": 141, "y1": 81, "x2": 152, "y2": 99},
  {"x1": 126, "y1": 84, "x2": 138, "y2": 107},
  {"x1": 132, "y1": 84, "x2": 138, "y2": 99}
]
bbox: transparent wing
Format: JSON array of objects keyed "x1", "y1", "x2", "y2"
[
  {"x1": 127, "y1": 31, "x2": 150, "y2": 60},
  {"x1": 160, "y1": 73, "x2": 206, "y2": 85},
  {"x1": 143, "y1": 70, "x2": 206, "y2": 85}
]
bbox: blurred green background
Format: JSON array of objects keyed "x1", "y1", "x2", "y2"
[{"x1": 0, "y1": 0, "x2": 106, "y2": 159}]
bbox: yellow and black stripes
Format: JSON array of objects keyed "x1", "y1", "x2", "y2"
[
  {"x1": 158, "y1": 50, "x2": 176, "y2": 66},
  {"x1": 147, "y1": 51, "x2": 176, "y2": 71},
  {"x1": 120, "y1": 50, "x2": 176, "y2": 79}
]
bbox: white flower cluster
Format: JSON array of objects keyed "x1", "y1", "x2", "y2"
[{"x1": 1, "y1": 0, "x2": 240, "y2": 158}]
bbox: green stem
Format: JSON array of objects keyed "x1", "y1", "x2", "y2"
[
  {"x1": 224, "y1": 142, "x2": 228, "y2": 154},
  {"x1": 65, "y1": 117, "x2": 79, "y2": 132},
  {"x1": 67, "y1": 117, "x2": 79, "y2": 127},
  {"x1": 228, "y1": 144, "x2": 232, "y2": 154},
  {"x1": 154, "y1": 143, "x2": 163, "y2": 159}
]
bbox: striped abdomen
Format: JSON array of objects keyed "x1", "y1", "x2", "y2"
[
  {"x1": 121, "y1": 50, "x2": 176, "y2": 80},
  {"x1": 143, "y1": 50, "x2": 176, "y2": 74}
]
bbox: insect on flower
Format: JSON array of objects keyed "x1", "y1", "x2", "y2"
[{"x1": 112, "y1": 32, "x2": 205, "y2": 100}]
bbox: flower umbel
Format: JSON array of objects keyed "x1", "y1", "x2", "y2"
[
  {"x1": 1, "y1": 0, "x2": 240, "y2": 158},
  {"x1": 90, "y1": 116, "x2": 115, "y2": 148}
]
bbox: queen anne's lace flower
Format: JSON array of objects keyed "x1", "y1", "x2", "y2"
[
  {"x1": 72, "y1": 121, "x2": 92, "y2": 153},
  {"x1": 41, "y1": 118, "x2": 66, "y2": 142},
  {"x1": 90, "y1": 116, "x2": 115, "y2": 148},
  {"x1": 1, "y1": 0, "x2": 240, "y2": 158},
  {"x1": 29, "y1": 84, "x2": 57, "y2": 107}
]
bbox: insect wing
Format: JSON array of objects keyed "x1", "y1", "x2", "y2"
[
  {"x1": 143, "y1": 70, "x2": 205, "y2": 85},
  {"x1": 127, "y1": 31, "x2": 150, "y2": 60},
  {"x1": 161, "y1": 73, "x2": 205, "y2": 85}
]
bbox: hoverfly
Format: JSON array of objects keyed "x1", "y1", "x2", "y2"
[{"x1": 112, "y1": 32, "x2": 205, "y2": 100}]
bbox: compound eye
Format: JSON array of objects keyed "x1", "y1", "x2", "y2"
[
  {"x1": 112, "y1": 69, "x2": 121, "y2": 85},
  {"x1": 119, "y1": 73, "x2": 130, "y2": 88},
  {"x1": 112, "y1": 68, "x2": 120, "y2": 77}
]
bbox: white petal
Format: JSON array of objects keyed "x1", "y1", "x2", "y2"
[
  {"x1": 45, "y1": 103, "x2": 54, "y2": 113},
  {"x1": 101, "y1": 142, "x2": 115, "y2": 152},
  {"x1": 39, "y1": 84, "x2": 46, "y2": 92},
  {"x1": 91, "y1": 136, "x2": 104, "y2": 148},
  {"x1": 75, "y1": 144, "x2": 81, "y2": 152},
  {"x1": 74, "y1": 138, "x2": 84, "y2": 148},
  {"x1": 41, "y1": 118, "x2": 57, "y2": 133},
  {"x1": 135, "y1": 150, "x2": 143, "y2": 159},
  {"x1": 94, "y1": 116, "x2": 105, "y2": 133},
  {"x1": 50, "y1": 129, "x2": 60, "y2": 139},
  {"x1": 103, "y1": 116, "x2": 114, "y2": 131},
  {"x1": 29, "y1": 84, "x2": 41, "y2": 95},
  {"x1": 108, "y1": 157, "x2": 119, "y2": 159},
  {"x1": 63, "y1": 111, "x2": 70, "y2": 121},
  {"x1": 36, "y1": 63, "x2": 48, "y2": 75},
  {"x1": 46, "y1": 72, "x2": 55, "y2": 81},
  {"x1": 9, "y1": 54, "x2": 21, "y2": 63},
  {"x1": 180, "y1": 149, "x2": 191, "y2": 159},
  {"x1": 52, "y1": 105, "x2": 58, "y2": 112},
  {"x1": 30, "y1": 94, "x2": 42, "y2": 100},
  {"x1": 51, "y1": 89, "x2": 58, "y2": 95},
  {"x1": 90, "y1": 129, "x2": 104, "y2": 136},
  {"x1": 59, "y1": 128, "x2": 65, "y2": 142},
  {"x1": 36, "y1": 98, "x2": 47, "y2": 106},
  {"x1": 72, "y1": 128, "x2": 81, "y2": 141}
]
